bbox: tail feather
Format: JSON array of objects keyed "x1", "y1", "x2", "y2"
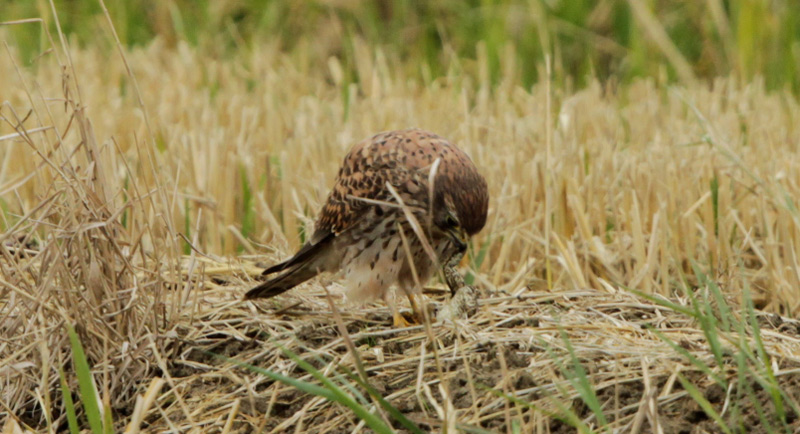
[
  {"x1": 246, "y1": 232, "x2": 335, "y2": 299},
  {"x1": 245, "y1": 264, "x2": 320, "y2": 299},
  {"x1": 261, "y1": 232, "x2": 335, "y2": 276},
  {"x1": 260, "y1": 259, "x2": 292, "y2": 276}
]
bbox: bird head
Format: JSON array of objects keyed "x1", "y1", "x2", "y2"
[{"x1": 432, "y1": 170, "x2": 489, "y2": 253}]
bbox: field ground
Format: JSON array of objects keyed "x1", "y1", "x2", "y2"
[
  {"x1": 4, "y1": 250, "x2": 800, "y2": 432},
  {"x1": 101, "y1": 277, "x2": 800, "y2": 433},
  {"x1": 3, "y1": 2, "x2": 800, "y2": 433}
]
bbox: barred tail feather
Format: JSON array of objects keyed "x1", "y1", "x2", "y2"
[
  {"x1": 245, "y1": 264, "x2": 320, "y2": 299},
  {"x1": 246, "y1": 233, "x2": 335, "y2": 299}
]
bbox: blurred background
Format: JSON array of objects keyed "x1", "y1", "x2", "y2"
[{"x1": 4, "y1": 0, "x2": 800, "y2": 92}]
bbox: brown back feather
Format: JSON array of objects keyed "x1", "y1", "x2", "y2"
[{"x1": 313, "y1": 128, "x2": 488, "y2": 239}]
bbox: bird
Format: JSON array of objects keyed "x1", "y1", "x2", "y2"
[{"x1": 245, "y1": 128, "x2": 489, "y2": 326}]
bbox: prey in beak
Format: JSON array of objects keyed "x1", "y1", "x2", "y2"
[{"x1": 447, "y1": 226, "x2": 469, "y2": 253}]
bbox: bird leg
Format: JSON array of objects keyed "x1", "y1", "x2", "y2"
[
  {"x1": 392, "y1": 310, "x2": 412, "y2": 328},
  {"x1": 385, "y1": 292, "x2": 412, "y2": 328},
  {"x1": 390, "y1": 249, "x2": 468, "y2": 327},
  {"x1": 406, "y1": 292, "x2": 425, "y2": 323}
]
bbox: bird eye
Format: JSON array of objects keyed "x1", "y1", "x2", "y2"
[{"x1": 445, "y1": 214, "x2": 459, "y2": 228}]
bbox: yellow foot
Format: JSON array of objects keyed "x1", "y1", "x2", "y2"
[{"x1": 392, "y1": 311, "x2": 413, "y2": 328}]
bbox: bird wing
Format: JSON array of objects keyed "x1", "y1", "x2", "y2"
[
  {"x1": 312, "y1": 128, "x2": 473, "y2": 242},
  {"x1": 312, "y1": 132, "x2": 408, "y2": 242},
  {"x1": 263, "y1": 132, "x2": 414, "y2": 277},
  {"x1": 259, "y1": 231, "x2": 335, "y2": 275}
]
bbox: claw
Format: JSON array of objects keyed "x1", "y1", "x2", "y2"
[
  {"x1": 392, "y1": 310, "x2": 412, "y2": 328},
  {"x1": 387, "y1": 293, "x2": 428, "y2": 327},
  {"x1": 386, "y1": 292, "x2": 416, "y2": 328}
]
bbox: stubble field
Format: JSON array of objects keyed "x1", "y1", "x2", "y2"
[{"x1": 2, "y1": 4, "x2": 800, "y2": 433}]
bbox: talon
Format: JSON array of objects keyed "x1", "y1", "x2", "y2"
[{"x1": 392, "y1": 311, "x2": 413, "y2": 328}]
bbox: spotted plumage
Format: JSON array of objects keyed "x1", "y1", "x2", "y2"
[{"x1": 245, "y1": 128, "x2": 489, "y2": 325}]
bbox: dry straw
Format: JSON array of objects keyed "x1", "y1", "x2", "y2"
[{"x1": 1, "y1": 7, "x2": 800, "y2": 433}]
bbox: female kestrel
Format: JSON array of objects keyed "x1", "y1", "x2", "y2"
[{"x1": 245, "y1": 128, "x2": 489, "y2": 326}]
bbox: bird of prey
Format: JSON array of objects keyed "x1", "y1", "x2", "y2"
[{"x1": 245, "y1": 128, "x2": 489, "y2": 326}]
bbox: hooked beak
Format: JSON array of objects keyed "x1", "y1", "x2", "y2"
[{"x1": 448, "y1": 227, "x2": 469, "y2": 253}]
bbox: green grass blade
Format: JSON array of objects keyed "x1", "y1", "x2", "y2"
[
  {"x1": 58, "y1": 369, "x2": 81, "y2": 434},
  {"x1": 466, "y1": 234, "x2": 491, "y2": 285},
  {"x1": 677, "y1": 373, "x2": 732, "y2": 434},
  {"x1": 456, "y1": 424, "x2": 498, "y2": 434},
  {"x1": 710, "y1": 174, "x2": 719, "y2": 236},
  {"x1": 699, "y1": 299, "x2": 725, "y2": 368},
  {"x1": 270, "y1": 344, "x2": 395, "y2": 433},
  {"x1": 644, "y1": 325, "x2": 727, "y2": 386},
  {"x1": 743, "y1": 286, "x2": 788, "y2": 429},
  {"x1": 66, "y1": 324, "x2": 104, "y2": 434},
  {"x1": 481, "y1": 384, "x2": 593, "y2": 434},
  {"x1": 559, "y1": 328, "x2": 609, "y2": 428},
  {"x1": 737, "y1": 353, "x2": 777, "y2": 434},
  {"x1": 685, "y1": 264, "x2": 725, "y2": 368},
  {"x1": 697, "y1": 265, "x2": 732, "y2": 332},
  {"x1": 239, "y1": 164, "x2": 255, "y2": 242},
  {"x1": 207, "y1": 351, "x2": 336, "y2": 399},
  {"x1": 207, "y1": 351, "x2": 395, "y2": 434},
  {"x1": 103, "y1": 401, "x2": 114, "y2": 434},
  {"x1": 339, "y1": 364, "x2": 425, "y2": 434},
  {"x1": 301, "y1": 350, "x2": 370, "y2": 406},
  {"x1": 623, "y1": 287, "x2": 695, "y2": 317}
]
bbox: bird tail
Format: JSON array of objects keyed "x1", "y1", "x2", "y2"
[
  {"x1": 244, "y1": 233, "x2": 335, "y2": 299},
  {"x1": 244, "y1": 263, "x2": 321, "y2": 299}
]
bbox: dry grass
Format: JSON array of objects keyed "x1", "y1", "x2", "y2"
[{"x1": 2, "y1": 11, "x2": 800, "y2": 433}]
